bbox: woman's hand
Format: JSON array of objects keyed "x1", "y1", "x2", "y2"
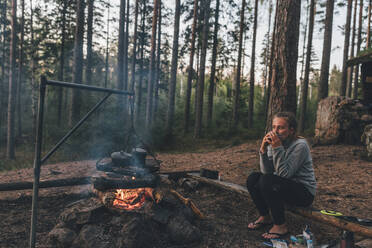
[{"x1": 260, "y1": 131, "x2": 282, "y2": 153}]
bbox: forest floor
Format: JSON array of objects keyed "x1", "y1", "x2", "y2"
[{"x1": 0, "y1": 140, "x2": 371, "y2": 247}]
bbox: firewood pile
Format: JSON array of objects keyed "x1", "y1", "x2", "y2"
[
  {"x1": 314, "y1": 96, "x2": 372, "y2": 145},
  {"x1": 47, "y1": 148, "x2": 204, "y2": 248}
]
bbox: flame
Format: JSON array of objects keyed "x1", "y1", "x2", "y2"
[{"x1": 113, "y1": 188, "x2": 154, "y2": 211}]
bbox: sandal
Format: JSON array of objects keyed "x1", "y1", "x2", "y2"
[
  {"x1": 247, "y1": 221, "x2": 273, "y2": 230},
  {"x1": 261, "y1": 231, "x2": 290, "y2": 240}
]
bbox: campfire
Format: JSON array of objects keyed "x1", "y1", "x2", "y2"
[
  {"x1": 48, "y1": 147, "x2": 204, "y2": 248},
  {"x1": 112, "y1": 187, "x2": 154, "y2": 210}
]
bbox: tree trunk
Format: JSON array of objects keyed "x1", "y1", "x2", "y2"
[
  {"x1": 367, "y1": 0, "x2": 371, "y2": 48},
  {"x1": 247, "y1": 0, "x2": 258, "y2": 128},
  {"x1": 340, "y1": 0, "x2": 353, "y2": 96},
  {"x1": 123, "y1": 0, "x2": 130, "y2": 115},
  {"x1": 145, "y1": 0, "x2": 159, "y2": 130},
  {"x1": 117, "y1": 0, "x2": 126, "y2": 119},
  {"x1": 346, "y1": 0, "x2": 358, "y2": 97},
  {"x1": 353, "y1": 0, "x2": 363, "y2": 99},
  {"x1": 232, "y1": 0, "x2": 246, "y2": 128},
  {"x1": 86, "y1": 0, "x2": 94, "y2": 85},
  {"x1": 7, "y1": 0, "x2": 17, "y2": 159},
  {"x1": 263, "y1": 0, "x2": 273, "y2": 96},
  {"x1": 104, "y1": 4, "x2": 110, "y2": 88},
  {"x1": 184, "y1": 0, "x2": 198, "y2": 133},
  {"x1": 194, "y1": 0, "x2": 211, "y2": 138},
  {"x1": 318, "y1": 0, "x2": 334, "y2": 101},
  {"x1": 264, "y1": 0, "x2": 279, "y2": 126},
  {"x1": 69, "y1": 0, "x2": 85, "y2": 126},
  {"x1": 153, "y1": 0, "x2": 162, "y2": 121},
  {"x1": 166, "y1": 0, "x2": 180, "y2": 137},
  {"x1": 298, "y1": 0, "x2": 315, "y2": 134},
  {"x1": 57, "y1": 0, "x2": 67, "y2": 126},
  {"x1": 130, "y1": 0, "x2": 139, "y2": 92},
  {"x1": 135, "y1": 1, "x2": 146, "y2": 125},
  {"x1": 266, "y1": 0, "x2": 301, "y2": 129},
  {"x1": 0, "y1": 0, "x2": 6, "y2": 149},
  {"x1": 298, "y1": 0, "x2": 309, "y2": 106},
  {"x1": 206, "y1": 0, "x2": 219, "y2": 128},
  {"x1": 16, "y1": 0, "x2": 25, "y2": 138}
]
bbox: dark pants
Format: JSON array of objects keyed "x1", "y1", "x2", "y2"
[{"x1": 246, "y1": 172, "x2": 314, "y2": 225}]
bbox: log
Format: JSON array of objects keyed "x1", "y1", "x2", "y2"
[
  {"x1": 91, "y1": 174, "x2": 158, "y2": 191},
  {"x1": 187, "y1": 173, "x2": 372, "y2": 238},
  {"x1": 0, "y1": 177, "x2": 91, "y2": 191},
  {"x1": 289, "y1": 207, "x2": 372, "y2": 238}
]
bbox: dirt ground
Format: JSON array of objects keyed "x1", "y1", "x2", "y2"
[{"x1": 0, "y1": 141, "x2": 371, "y2": 247}]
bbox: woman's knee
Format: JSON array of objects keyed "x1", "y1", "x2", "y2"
[
  {"x1": 259, "y1": 174, "x2": 279, "y2": 193},
  {"x1": 246, "y1": 172, "x2": 262, "y2": 190}
]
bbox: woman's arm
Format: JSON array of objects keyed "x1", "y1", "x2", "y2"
[
  {"x1": 259, "y1": 146, "x2": 274, "y2": 174},
  {"x1": 272, "y1": 141, "x2": 310, "y2": 178}
]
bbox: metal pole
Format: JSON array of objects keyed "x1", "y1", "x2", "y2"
[
  {"x1": 29, "y1": 76, "x2": 46, "y2": 248},
  {"x1": 41, "y1": 93, "x2": 112, "y2": 164},
  {"x1": 46, "y1": 79, "x2": 134, "y2": 96}
]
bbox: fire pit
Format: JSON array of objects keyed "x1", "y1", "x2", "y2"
[{"x1": 47, "y1": 149, "x2": 203, "y2": 248}]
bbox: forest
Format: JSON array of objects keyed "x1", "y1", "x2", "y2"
[
  {"x1": 0, "y1": 0, "x2": 370, "y2": 167},
  {"x1": 0, "y1": 0, "x2": 372, "y2": 247}
]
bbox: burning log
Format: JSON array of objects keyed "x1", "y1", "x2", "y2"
[{"x1": 91, "y1": 172, "x2": 158, "y2": 191}]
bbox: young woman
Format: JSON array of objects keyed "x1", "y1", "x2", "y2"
[{"x1": 246, "y1": 112, "x2": 316, "y2": 239}]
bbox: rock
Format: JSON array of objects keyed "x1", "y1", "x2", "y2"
[
  {"x1": 314, "y1": 96, "x2": 372, "y2": 145},
  {"x1": 355, "y1": 239, "x2": 372, "y2": 248},
  {"x1": 72, "y1": 224, "x2": 112, "y2": 248},
  {"x1": 117, "y1": 217, "x2": 159, "y2": 248},
  {"x1": 48, "y1": 227, "x2": 77, "y2": 248},
  {"x1": 58, "y1": 198, "x2": 110, "y2": 230},
  {"x1": 167, "y1": 216, "x2": 201, "y2": 245}
]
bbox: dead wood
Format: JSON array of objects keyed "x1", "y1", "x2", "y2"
[
  {"x1": 169, "y1": 189, "x2": 205, "y2": 219},
  {"x1": 91, "y1": 173, "x2": 158, "y2": 191},
  {"x1": 0, "y1": 177, "x2": 91, "y2": 191}
]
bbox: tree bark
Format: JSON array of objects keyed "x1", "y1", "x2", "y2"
[
  {"x1": 247, "y1": 0, "x2": 258, "y2": 128},
  {"x1": 298, "y1": 0, "x2": 309, "y2": 107},
  {"x1": 86, "y1": 0, "x2": 94, "y2": 85},
  {"x1": 194, "y1": 0, "x2": 211, "y2": 138},
  {"x1": 6, "y1": 0, "x2": 17, "y2": 159},
  {"x1": 166, "y1": 0, "x2": 180, "y2": 137},
  {"x1": 184, "y1": 0, "x2": 198, "y2": 133},
  {"x1": 69, "y1": 0, "x2": 85, "y2": 126},
  {"x1": 266, "y1": 0, "x2": 301, "y2": 129},
  {"x1": 346, "y1": 0, "x2": 358, "y2": 97},
  {"x1": 263, "y1": 0, "x2": 273, "y2": 96},
  {"x1": 145, "y1": 0, "x2": 159, "y2": 129},
  {"x1": 16, "y1": 0, "x2": 25, "y2": 138},
  {"x1": 232, "y1": 0, "x2": 246, "y2": 128},
  {"x1": 340, "y1": 0, "x2": 353, "y2": 96},
  {"x1": 104, "y1": 4, "x2": 110, "y2": 88},
  {"x1": 353, "y1": 0, "x2": 363, "y2": 99},
  {"x1": 299, "y1": 0, "x2": 315, "y2": 134},
  {"x1": 318, "y1": 0, "x2": 334, "y2": 101},
  {"x1": 0, "y1": 0, "x2": 6, "y2": 149},
  {"x1": 206, "y1": 0, "x2": 220, "y2": 128}
]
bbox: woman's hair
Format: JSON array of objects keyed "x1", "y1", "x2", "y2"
[{"x1": 273, "y1": 111, "x2": 297, "y2": 133}]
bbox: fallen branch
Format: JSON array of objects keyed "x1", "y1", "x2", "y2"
[{"x1": 170, "y1": 189, "x2": 205, "y2": 219}]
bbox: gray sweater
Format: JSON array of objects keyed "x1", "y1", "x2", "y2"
[{"x1": 259, "y1": 138, "x2": 316, "y2": 196}]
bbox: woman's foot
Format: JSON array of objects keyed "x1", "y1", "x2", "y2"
[
  {"x1": 262, "y1": 224, "x2": 289, "y2": 239},
  {"x1": 248, "y1": 216, "x2": 272, "y2": 230}
]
